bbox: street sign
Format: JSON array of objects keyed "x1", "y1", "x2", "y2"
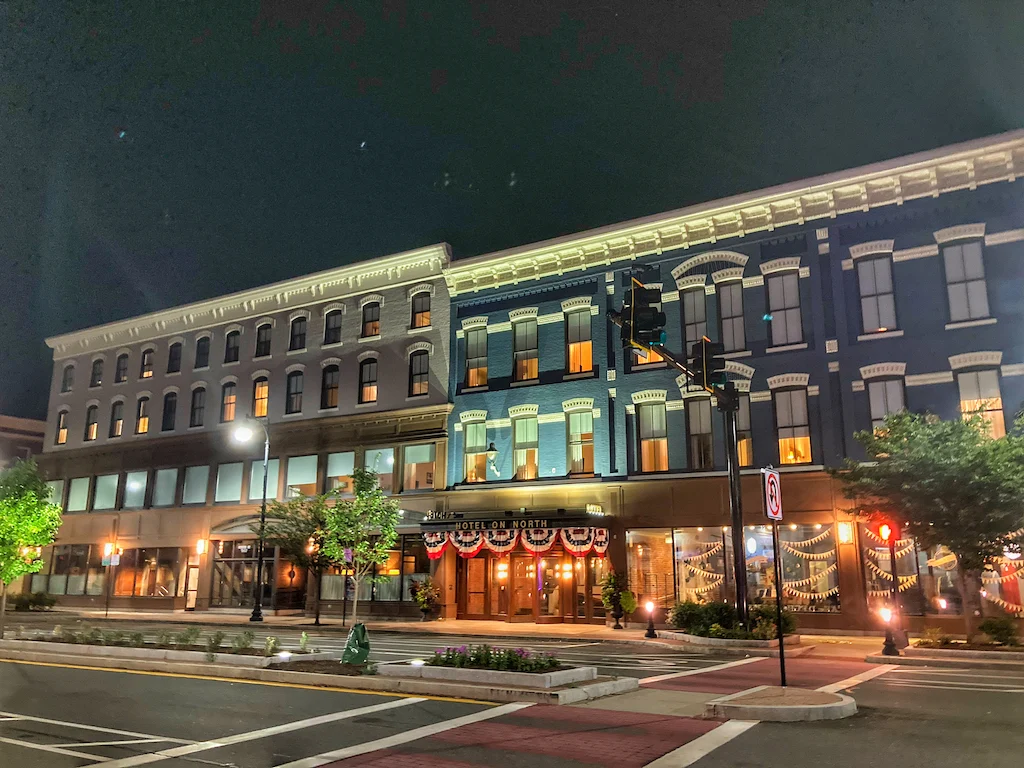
[
  {"x1": 110, "y1": 553, "x2": 120, "y2": 566},
  {"x1": 762, "y1": 468, "x2": 782, "y2": 521}
]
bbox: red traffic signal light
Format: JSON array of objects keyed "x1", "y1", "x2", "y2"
[{"x1": 878, "y1": 522, "x2": 899, "y2": 543}]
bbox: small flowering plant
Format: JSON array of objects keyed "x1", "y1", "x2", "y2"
[{"x1": 426, "y1": 643, "x2": 559, "y2": 673}]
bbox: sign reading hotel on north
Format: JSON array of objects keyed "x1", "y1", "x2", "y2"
[{"x1": 452, "y1": 519, "x2": 551, "y2": 531}]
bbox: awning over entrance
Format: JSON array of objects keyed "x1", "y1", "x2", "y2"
[{"x1": 424, "y1": 527, "x2": 609, "y2": 559}]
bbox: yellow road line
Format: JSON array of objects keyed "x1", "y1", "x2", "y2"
[{"x1": 0, "y1": 657, "x2": 497, "y2": 706}]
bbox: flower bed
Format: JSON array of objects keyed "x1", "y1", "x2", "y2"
[{"x1": 428, "y1": 644, "x2": 560, "y2": 673}]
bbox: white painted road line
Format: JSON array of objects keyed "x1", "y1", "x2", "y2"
[
  {"x1": 0, "y1": 735, "x2": 111, "y2": 762},
  {"x1": 274, "y1": 702, "x2": 533, "y2": 768},
  {"x1": 98, "y1": 697, "x2": 425, "y2": 768},
  {"x1": 50, "y1": 738, "x2": 172, "y2": 748},
  {"x1": 643, "y1": 720, "x2": 759, "y2": 768},
  {"x1": 0, "y1": 710, "x2": 194, "y2": 744},
  {"x1": 817, "y1": 664, "x2": 897, "y2": 693},
  {"x1": 880, "y1": 681, "x2": 1024, "y2": 693},
  {"x1": 640, "y1": 655, "x2": 764, "y2": 685}
]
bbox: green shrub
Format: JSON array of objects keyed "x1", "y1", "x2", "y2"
[
  {"x1": 427, "y1": 644, "x2": 559, "y2": 673},
  {"x1": 31, "y1": 592, "x2": 57, "y2": 610},
  {"x1": 84, "y1": 627, "x2": 103, "y2": 645},
  {"x1": 101, "y1": 630, "x2": 126, "y2": 646},
  {"x1": 206, "y1": 631, "x2": 226, "y2": 655},
  {"x1": 701, "y1": 602, "x2": 738, "y2": 630},
  {"x1": 173, "y1": 627, "x2": 201, "y2": 649},
  {"x1": 666, "y1": 601, "x2": 737, "y2": 636},
  {"x1": 263, "y1": 636, "x2": 282, "y2": 656},
  {"x1": 128, "y1": 632, "x2": 145, "y2": 648},
  {"x1": 978, "y1": 617, "x2": 1019, "y2": 646},
  {"x1": 11, "y1": 594, "x2": 33, "y2": 611},
  {"x1": 748, "y1": 603, "x2": 796, "y2": 637},
  {"x1": 619, "y1": 590, "x2": 638, "y2": 615},
  {"x1": 231, "y1": 630, "x2": 255, "y2": 653},
  {"x1": 155, "y1": 631, "x2": 173, "y2": 648},
  {"x1": 299, "y1": 631, "x2": 310, "y2": 653},
  {"x1": 669, "y1": 601, "x2": 706, "y2": 631}
]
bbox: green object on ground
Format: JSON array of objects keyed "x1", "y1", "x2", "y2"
[{"x1": 341, "y1": 623, "x2": 370, "y2": 664}]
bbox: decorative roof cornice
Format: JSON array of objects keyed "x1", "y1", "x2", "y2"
[
  {"x1": 46, "y1": 244, "x2": 451, "y2": 360},
  {"x1": 444, "y1": 130, "x2": 1024, "y2": 295}
]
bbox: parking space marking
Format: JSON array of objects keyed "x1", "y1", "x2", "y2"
[{"x1": 0, "y1": 734, "x2": 111, "y2": 762}]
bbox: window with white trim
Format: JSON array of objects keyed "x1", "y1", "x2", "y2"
[
  {"x1": 637, "y1": 402, "x2": 668, "y2": 472},
  {"x1": 252, "y1": 377, "x2": 269, "y2": 418},
  {"x1": 255, "y1": 324, "x2": 272, "y2": 357},
  {"x1": 719, "y1": 281, "x2": 745, "y2": 352},
  {"x1": 957, "y1": 369, "x2": 1004, "y2": 438},
  {"x1": 411, "y1": 293, "x2": 431, "y2": 328},
  {"x1": 465, "y1": 328, "x2": 488, "y2": 387},
  {"x1": 285, "y1": 371, "x2": 303, "y2": 414},
  {"x1": 566, "y1": 310, "x2": 593, "y2": 374},
  {"x1": 323, "y1": 310, "x2": 343, "y2": 344},
  {"x1": 868, "y1": 379, "x2": 904, "y2": 431},
  {"x1": 321, "y1": 365, "x2": 339, "y2": 409},
  {"x1": 737, "y1": 394, "x2": 752, "y2": 467},
  {"x1": 687, "y1": 398, "x2": 713, "y2": 470},
  {"x1": 361, "y1": 303, "x2": 380, "y2": 337},
  {"x1": 109, "y1": 402, "x2": 124, "y2": 438},
  {"x1": 775, "y1": 388, "x2": 810, "y2": 464},
  {"x1": 289, "y1": 317, "x2": 307, "y2": 351},
  {"x1": 464, "y1": 421, "x2": 488, "y2": 483},
  {"x1": 55, "y1": 411, "x2": 68, "y2": 445},
  {"x1": 409, "y1": 350, "x2": 429, "y2": 396},
  {"x1": 161, "y1": 392, "x2": 177, "y2": 431},
  {"x1": 359, "y1": 359, "x2": 378, "y2": 404},
  {"x1": 943, "y1": 241, "x2": 989, "y2": 322},
  {"x1": 513, "y1": 319, "x2": 538, "y2": 381},
  {"x1": 682, "y1": 288, "x2": 707, "y2": 346},
  {"x1": 513, "y1": 416, "x2": 539, "y2": 480},
  {"x1": 224, "y1": 331, "x2": 240, "y2": 363},
  {"x1": 194, "y1": 337, "x2": 210, "y2": 369},
  {"x1": 135, "y1": 396, "x2": 150, "y2": 434},
  {"x1": 167, "y1": 342, "x2": 182, "y2": 374},
  {"x1": 61, "y1": 365, "x2": 74, "y2": 393},
  {"x1": 139, "y1": 349, "x2": 154, "y2": 379},
  {"x1": 115, "y1": 354, "x2": 129, "y2": 383},
  {"x1": 190, "y1": 387, "x2": 206, "y2": 427},
  {"x1": 220, "y1": 383, "x2": 236, "y2": 422},
  {"x1": 567, "y1": 410, "x2": 594, "y2": 476},
  {"x1": 857, "y1": 256, "x2": 897, "y2": 333},
  {"x1": 89, "y1": 359, "x2": 103, "y2": 387},
  {"x1": 767, "y1": 271, "x2": 802, "y2": 345},
  {"x1": 84, "y1": 406, "x2": 98, "y2": 442}
]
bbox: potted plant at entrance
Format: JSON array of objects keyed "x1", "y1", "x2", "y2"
[
  {"x1": 410, "y1": 577, "x2": 441, "y2": 621},
  {"x1": 601, "y1": 573, "x2": 638, "y2": 629}
]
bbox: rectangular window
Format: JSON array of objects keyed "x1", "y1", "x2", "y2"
[
  {"x1": 135, "y1": 398, "x2": 150, "y2": 434},
  {"x1": 167, "y1": 343, "x2": 182, "y2": 374},
  {"x1": 465, "y1": 328, "x2": 488, "y2": 387},
  {"x1": 719, "y1": 282, "x2": 745, "y2": 352},
  {"x1": 131, "y1": 547, "x2": 182, "y2": 597},
  {"x1": 182, "y1": 465, "x2": 209, "y2": 505},
  {"x1": 364, "y1": 448, "x2": 394, "y2": 493},
  {"x1": 687, "y1": 398, "x2": 714, "y2": 470},
  {"x1": 513, "y1": 417, "x2": 539, "y2": 480},
  {"x1": 513, "y1": 319, "x2": 538, "y2": 381},
  {"x1": 248, "y1": 458, "x2": 280, "y2": 502},
  {"x1": 321, "y1": 366, "x2": 340, "y2": 409},
  {"x1": 224, "y1": 332, "x2": 240, "y2": 363},
  {"x1": 567, "y1": 410, "x2": 594, "y2": 476},
  {"x1": 566, "y1": 310, "x2": 593, "y2": 374},
  {"x1": 767, "y1": 272, "x2": 803, "y2": 345},
  {"x1": 161, "y1": 393, "x2": 176, "y2": 431},
  {"x1": 123, "y1": 471, "x2": 148, "y2": 509},
  {"x1": 362, "y1": 303, "x2": 380, "y2": 337},
  {"x1": 633, "y1": 346, "x2": 665, "y2": 367},
  {"x1": 359, "y1": 360, "x2": 378, "y2": 404},
  {"x1": 464, "y1": 422, "x2": 488, "y2": 482},
  {"x1": 776, "y1": 388, "x2": 811, "y2": 464},
  {"x1": 286, "y1": 372, "x2": 303, "y2": 414},
  {"x1": 857, "y1": 256, "x2": 897, "y2": 333},
  {"x1": 326, "y1": 451, "x2": 355, "y2": 493},
  {"x1": 84, "y1": 407, "x2": 98, "y2": 441},
  {"x1": 109, "y1": 402, "x2": 124, "y2": 438},
  {"x1": 403, "y1": 443, "x2": 435, "y2": 491},
  {"x1": 255, "y1": 325, "x2": 272, "y2": 357},
  {"x1": 638, "y1": 403, "x2": 668, "y2": 472},
  {"x1": 46, "y1": 479, "x2": 64, "y2": 507},
  {"x1": 221, "y1": 383, "x2": 236, "y2": 422},
  {"x1": 194, "y1": 337, "x2": 210, "y2": 369},
  {"x1": 286, "y1": 455, "x2": 319, "y2": 498},
  {"x1": 682, "y1": 288, "x2": 707, "y2": 346},
  {"x1": 289, "y1": 318, "x2": 307, "y2": 350},
  {"x1": 253, "y1": 379, "x2": 269, "y2": 418},
  {"x1": 958, "y1": 369, "x2": 1005, "y2": 438},
  {"x1": 139, "y1": 349, "x2": 154, "y2": 379},
  {"x1": 737, "y1": 394, "x2": 753, "y2": 467},
  {"x1": 944, "y1": 241, "x2": 989, "y2": 322},
  {"x1": 92, "y1": 474, "x2": 118, "y2": 511},
  {"x1": 115, "y1": 355, "x2": 128, "y2": 383},
  {"x1": 55, "y1": 411, "x2": 68, "y2": 445},
  {"x1": 189, "y1": 388, "x2": 205, "y2": 427},
  {"x1": 215, "y1": 462, "x2": 244, "y2": 503},
  {"x1": 409, "y1": 351, "x2": 429, "y2": 396},
  {"x1": 323, "y1": 311, "x2": 343, "y2": 345},
  {"x1": 90, "y1": 360, "x2": 103, "y2": 387},
  {"x1": 153, "y1": 468, "x2": 179, "y2": 506},
  {"x1": 411, "y1": 293, "x2": 431, "y2": 328},
  {"x1": 868, "y1": 379, "x2": 905, "y2": 431},
  {"x1": 67, "y1": 477, "x2": 89, "y2": 511}
]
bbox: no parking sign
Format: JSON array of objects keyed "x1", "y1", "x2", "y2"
[{"x1": 762, "y1": 468, "x2": 783, "y2": 521}]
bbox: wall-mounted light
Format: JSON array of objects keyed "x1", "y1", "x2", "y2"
[
  {"x1": 103, "y1": 542, "x2": 114, "y2": 558},
  {"x1": 486, "y1": 442, "x2": 499, "y2": 475},
  {"x1": 196, "y1": 539, "x2": 208, "y2": 556},
  {"x1": 837, "y1": 522, "x2": 854, "y2": 544}
]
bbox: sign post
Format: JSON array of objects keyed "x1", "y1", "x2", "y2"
[{"x1": 761, "y1": 467, "x2": 786, "y2": 687}]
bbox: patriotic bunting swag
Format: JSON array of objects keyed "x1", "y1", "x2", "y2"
[
  {"x1": 451, "y1": 530, "x2": 486, "y2": 558},
  {"x1": 424, "y1": 526, "x2": 608, "y2": 557},
  {"x1": 423, "y1": 531, "x2": 450, "y2": 560},
  {"x1": 592, "y1": 528, "x2": 610, "y2": 557},
  {"x1": 521, "y1": 528, "x2": 559, "y2": 554},
  {"x1": 561, "y1": 527, "x2": 597, "y2": 557},
  {"x1": 483, "y1": 529, "x2": 519, "y2": 555}
]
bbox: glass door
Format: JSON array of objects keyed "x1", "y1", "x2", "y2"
[
  {"x1": 510, "y1": 554, "x2": 535, "y2": 621},
  {"x1": 489, "y1": 556, "x2": 510, "y2": 618}
]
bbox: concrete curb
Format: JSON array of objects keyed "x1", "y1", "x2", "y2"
[
  {"x1": 378, "y1": 663, "x2": 597, "y2": 688},
  {"x1": 865, "y1": 652, "x2": 1024, "y2": 671},
  {"x1": 657, "y1": 631, "x2": 802, "y2": 649},
  {"x1": 903, "y1": 646, "x2": 1024, "y2": 661},
  {"x1": 704, "y1": 686, "x2": 857, "y2": 722},
  {"x1": 0, "y1": 647, "x2": 636, "y2": 705}
]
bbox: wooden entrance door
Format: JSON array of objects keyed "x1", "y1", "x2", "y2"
[{"x1": 509, "y1": 553, "x2": 536, "y2": 622}]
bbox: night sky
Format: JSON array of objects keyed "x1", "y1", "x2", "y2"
[{"x1": 2, "y1": 1, "x2": 1023, "y2": 420}]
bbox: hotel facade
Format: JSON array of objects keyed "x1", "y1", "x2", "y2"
[{"x1": 28, "y1": 131, "x2": 1024, "y2": 631}]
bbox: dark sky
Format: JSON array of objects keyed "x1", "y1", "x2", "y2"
[{"x1": 2, "y1": 1, "x2": 1023, "y2": 419}]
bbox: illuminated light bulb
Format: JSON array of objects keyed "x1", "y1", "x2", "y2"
[
  {"x1": 814, "y1": 523, "x2": 822, "y2": 530},
  {"x1": 938, "y1": 598, "x2": 948, "y2": 610},
  {"x1": 721, "y1": 526, "x2": 729, "y2": 532},
  {"x1": 697, "y1": 527, "x2": 704, "y2": 532},
  {"x1": 645, "y1": 601, "x2": 655, "y2": 614},
  {"x1": 746, "y1": 538, "x2": 757, "y2": 555},
  {"x1": 879, "y1": 607, "x2": 893, "y2": 623},
  {"x1": 789, "y1": 524, "x2": 797, "y2": 531},
  {"x1": 837, "y1": 522, "x2": 854, "y2": 544}
]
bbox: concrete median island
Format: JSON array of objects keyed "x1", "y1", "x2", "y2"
[{"x1": 704, "y1": 685, "x2": 857, "y2": 722}]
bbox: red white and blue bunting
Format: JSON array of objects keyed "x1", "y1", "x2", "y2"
[
  {"x1": 593, "y1": 528, "x2": 609, "y2": 557},
  {"x1": 561, "y1": 527, "x2": 597, "y2": 557},
  {"x1": 520, "y1": 528, "x2": 559, "y2": 554},
  {"x1": 451, "y1": 530, "x2": 486, "y2": 558},
  {"x1": 424, "y1": 526, "x2": 610, "y2": 558},
  {"x1": 424, "y1": 531, "x2": 450, "y2": 560},
  {"x1": 483, "y1": 529, "x2": 519, "y2": 555}
]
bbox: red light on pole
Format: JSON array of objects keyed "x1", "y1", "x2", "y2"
[{"x1": 879, "y1": 523, "x2": 893, "y2": 543}]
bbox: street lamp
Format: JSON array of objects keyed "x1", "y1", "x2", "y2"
[
  {"x1": 878, "y1": 522, "x2": 901, "y2": 656},
  {"x1": 644, "y1": 600, "x2": 657, "y2": 639},
  {"x1": 233, "y1": 417, "x2": 270, "y2": 622}
]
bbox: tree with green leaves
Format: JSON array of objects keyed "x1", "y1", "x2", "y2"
[
  {"x1": 261, "y1": 491, "x2": 339, "y2": 625},
  {"x1": 321, "y1": 468, "x2": 400, "y2": 624},
  {"x1": 0, "y1": 459, "x2": 62, "y2": 638},
  {"x1": 830, "y1": 410, "x2": 1024, "y2": 637}
]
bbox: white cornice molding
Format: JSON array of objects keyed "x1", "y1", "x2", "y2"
[
  {"x1": 288, "y1": 309, "x2": 311, "y2": 322},
  {"x1": 671, "y1": 251, "x2": 748, "y2": 282},
  {"x1": 949, "y1": 351, "x2": 1002, "y2": 370},
  {"x1": 726, "y1": 360, "x2": 755, "y2": 379},
  {"x1": 560, "y1": 296, "x2": 593, "y2": 313},
  {"x1": 459, "y1": 409, "x2": 487, "y2": 423},
  {"x1": 508, "y1": 307, "x2": 539, "y2": 322},
  {"x1": 767, "y1": 373, "x2": 810, "y2": 389},
  {"x1": 849, "y1": 240, "x2": 894, "y2": 260},
  {"x1": 760, "y1": 256, "x2": 801, "y2": 275},
  {"x1": 508, "y1": 404, "x2": 539, "y2": 418},
  {"x1": 320, "y1": 357, "x2": 341, "y2": 369},
  {"x1": 190, "y1": 380, "x2": 207, "y2": 391},
  {"x1": 860, "y1": 362, "x2": 907, "y2": 380},
  {"x1": 322, "y1": 302, "x2": 346, "y2": 317},
  {"x1": 460, "y1": 316, "x2": 488, "y2": 331},
  {"x1": 562, "y1": 397, "x2": 595, "y2": 412},
  {"x1": 674, "y1": 274, "x2": 707, "y2": 291},
  {"x1": 934, "y1": 223, "x2": 985, "y2": 244},
  {"x1": 357, "y1": 350, "x2": 377, "y2": 363},
  {"x1": 285, "y1": 363, "x2": 305, "y2": 374},
  {"x1": 251, "y1": 369, "x2": 270, "y2": 381},
  {"x1": 45, "y1": 243, "x2": 450, "y2": 359},
  {"x1": 406, "y1": 341, "x2": 433, "y2": 356},
  {"x1": 712, "y1": 267, "x2": 744, "y2": 284},
  {"x1": 631, "y1": 389, "x2": 667, "y2": 405},
  {"x1": 406, "y1": 282, "x2": 435, "y2": 300},
  {"x1": 359, "y1": 293, "x2": 384, "y2": 309}
]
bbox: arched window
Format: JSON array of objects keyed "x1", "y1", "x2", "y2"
[
  {"x1": 115, "y1": 353, "x2": 129, "y2": 383},
  {"x1": 224, "y1": 331, "x2": 240, "y2": 363},
  {"x1": 285, "y1": 371, "x2": 303, "y2": 414},
  {"x1": 55, "y1": 410, "x2": 69, "y2": 445},
  {"x1": 161, "y1": 392, "x2": 177, "y2": 431},
  {"x1": 135, "y1": 397, "x2": 150, "y2": 434},
  {"x1": 321, "y1": 365, "x2": 340, "y2": 409},
  {"x1": 408, "y1": 350, "x2": 429, "y2": 396},
  {"x1": 411, "y1": 293, "x2": 430, "y2": 328},
  {"x1": 255, "y1": 324, "x2": 272, "y2": 357},
  {"x1": 84, "y1": 405, "x2": 99, "y2": 441},
  {"x1": 323, "y1": 310, "x2": 343, "y2": 345},
  {"x1": 190, "y1": 387, "x2": 206, "y2": 427},
  {"x1": 139, "y1": 349, "x2": 154, "y2": 379},
  {"x1": 361, "y1": 303, "x2": 380, "y2": 338},
  {"x1": 60, "y1": 365, "x2": 74, "y2": 393},
  {"x1": 89, "y1": 359, "x2": 103, "y2": 388},
  {"x1": 194, "y1": 336, "x2": 211, "y2": 369},
  {"x1": 358, "y1": 359, "x2": 378, "y2": 404},
  {"x1": 252, "y1": 377, "x2": 269, "y2": 418},
  {"x1": 167, "y1": 342, "x2": 182, "y2": 374},
  {"x1": 109, "y1": 401, "x2": 124, "y2": 438},
  {"x1": 289, "y1": 317, "x2": 307, "y2": 351},
  {"x1": 220, "y1": 383, "x2": 237, "y2": 422}
]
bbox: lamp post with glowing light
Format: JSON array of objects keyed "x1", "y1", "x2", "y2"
[
  {"x1": 878, "y1": 522, "x2": 901, "y2": 656},
  {"x1": 233, "y1": 417, "x2": 271, "y2": 622},
  {"x1": 644, "y1": 601, "x2": 657, "y2": 638}
]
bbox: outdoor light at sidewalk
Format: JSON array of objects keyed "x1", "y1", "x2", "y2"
[
  {"x1": 232, "y1": 415, "x2": 272, "y2": 623},
  {"x1": 644, "y1": 601, "x2": 657, "y2": 639},
  {"x1": 232, "y1": 425, "x2": 255, "y2": 443},
  {"x1": 937, "y1": 598, "x2": 948, "y2": 610},
  {"x1": 879, "y1": 607, "x2": 893, "y2": 623},
  {"x1": 103, "y1": 542, "x2": 114, "y2": 558},
  {"x1": 195, "y1": 539, "x2": 207, "y2": 555},
  {"x1": 837, "y1": 522, "x2": 854, "y2": 544}
]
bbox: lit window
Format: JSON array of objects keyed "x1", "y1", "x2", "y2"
[
  {"x1": 124, "y1": 471, "x2": 148, "y2": 509},
  {"x1": 286, "y1": 455, "x2": 319, "y2": 498},
  {"x1": 566, "y1": 310, "x2": 592, "y2": 374},
  {"x1": 364, "y1": 448, "x2": 394, "y2": 493},
  {"x1": 403, "y1": 443, "x2": 435, "y2": 490},
  {"x1": 868, "y1": 379, "x2": 904, "y2": 431},
  {"x1": 464, "y1": 421, "x2": 488, "y2": 482},
  {"x1": 285, "y1": 371, "x2": 303, "y2": 414},
  {"x1": 465, "y1": 328, "x2": 488, "y2": 387},
  {"x1": 135, "y1": 397, "x2": 150, "y2": 435},
  {"x1": 152, "y1": 468, "x2": 178, "y2": 507},
  {"x1": 252, "y1": 377, "x2": 269, "y2": 418},
  {"x1": 634, "y1": 346, "x2": 665, "y2": 366},
  {"x1": 109, "y1": 401, "x2": 124, "y2": 438},
  {"x1": 682, "y1": 288, "x2": 707, "y2": 346},
  {"x1": 321, "y1": 365, "x2": 340, "y2": 409},
  {"x1": 182, "y1": 465, "x2": 209, "y2": 505},
  {"x1": 737, "y1": 394, "x2": 753, "y2": 467},
  {"x1": 161, "y1": 392, "x2": 177, "y2": 431},
  {"x1": 944, "y1": 241, "x2": 989, "y2": 322},
  {"x1": 513, "y1": 416, "x2": 538, "y2": 480},
  {"x1": 115, "y1": 354, "x2": 129, "y2": 383},
  {"x1": 513, "y1": 319, "x2": 538, "y2": 381},
  {"x1": 326, "y1": 451, "x2": 355, "y2": 493},
  {"x1": 638, "y1": 402, "x2": 668, "y2": 472},
  {"x1": 687, "y1": 398, "x2": 713, "y2": 470},
  {"x1": 719, "y1": 281, "x2": 745, "y2": 352},
  {"x1": 359, "y1": 359, "x2": 377, "y2": 404},
  {"x1": 958, "y1": 369, "x2": 1004, "y2": 438},
  {"x1": 767, "y1": 272, "x2": 802, "y2": 345},
  {"x1": 167, "y1": 343, "x2": 182, "y2": 374},
  {"x1": 567, "y1": 410, "x2": 594, "y2": 476},
  {"x1": 194, "y1": 337, "x2": 210, "y2": 369},
  {"x1": 361, "y1": 302, "x2": 380, "y2": 337},
  {"x1": 220, "y1": 383, "x2": 236, "y2": 422},
  {"x1": 224, "y1": 331, "x2": 240, "y2": 363},
  {"x1": 775, "y1": 388, "x2": 811, "y2": 464},
  {"x1": 89, "y1": 359, "x2": 103, "y2": 387},
  {"x1": 255, "y1": 324, "x2": 272, "y2": 357},
  {"x1": 411, "y1": 293, "x2": 431, "y2": 328},
  {"x1": 55, "y1": 411, "x2": 69, "y2": 445},
  {"x1": 858, "y1": 256, "x2": 897, "y2": 333},
  {"x1": 61, "y1": 364, "x2": 74, "y2": 393},
  {"x1": 323, "y1": 310, "x2": 343, "y2": 345},
  {"x1": 83, "y1": 406, "x2": 98, "y2": 442},
  {"x1": 409, "y1": 350, "x2": 429, "y2": 396},
  {"x1": 190, "y1": 387, "x2": 206, "y2": 427},
  {"x1": 139, "y1": 349, "x2": 154, "y2": 379}
]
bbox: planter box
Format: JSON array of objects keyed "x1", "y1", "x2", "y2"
[
  {"x1": 904, "y1": 646, "x2": 1024, "y2": 662},
  {"x1": 377, "y1": 663, "x2": 597, "y2": 689},
  {"x1": 657, "y1": 630, "x2": 801, "y2": 649},
  {"x1": 0, "y1": 639, "x2": 336, "y2": 668}
]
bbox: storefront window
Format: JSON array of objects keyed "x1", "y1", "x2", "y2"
[
  {"x1": 403, "y1": 536, "x2": 430, "y2": 601},
  {"x1": 133, "y1": 548, "x2": 184, "y2": 597},
  {"x1": 248, "y1": 458, "x2": 280, "y2": 503},
  {"x1": 123, "y1": 471, "x2": 148, "y2": 509},
  {"x1": 182, "y1": 465, "x2": 209, "y2": 505},
  {"x1": 67, "y1": 477, "x2": 90, "y2": 512},
  {"x1": 364, "y1": 448, "x2": 394, "y2": 493},
  {"x1": 674, "y1": 528, "x2": 730, "y2": 604},
  {"x1": 860, "y1": 523, "x2": 926, "y2": 616},
  {"x1": 772, "y1": 524, "x2": 841, "y2": 612},
  {"x1": 286, "y1": 455, "x2": 319, "y2": 498},
  {"x1": 402, "y1": 444, "x2": 435, "y2": 491},
  {"x1": 626, "y1": 529, "x2": 675, "y2": 607},
  {"x1": 114, "y1": 549, "x2": 139, "y2": 595},
  {"x1": 153, "y1": 468, "x2": 178, "y2": 506},
  {"x1": 374, "y1": 547, "x2": 402, "y2": 601},
  {"x1": 327, "y1": 451, "x2": 355, "y2": 493}
]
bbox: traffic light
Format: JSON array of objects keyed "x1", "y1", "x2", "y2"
[
  {"x1": 688, "y1": 336, "x2": 726, "y2": 391},
  {"x1": 877, "y1": 522, "x2": 899, "y2": 544},
  {"x1": 620, "y1": 278, "x2": 666, "y2": 350}
]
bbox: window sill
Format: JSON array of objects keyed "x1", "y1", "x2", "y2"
[
  {"x1": 321, "y1": 341, "x2": 344, "y2": 350},
  {"x1": 563, "y1": 371, "x2": 596, "y2": 381},
  {"x1": 113, "y1": 381, "x2": 128, "y2": 386},
  {"x1": 945, "y1": 317, "x2": 996, "y2": 330},
  {"x1": 193, "y1": 366, "x2": 210, "y2": 373},
  {"x1": 166, "y1": 371, "x2": 181, "y2": 377},
  {"x1": 287, "y1": 348, "x2": 307, "y2": 355},
  {"x1": 187, "y1": 425, "x2": 204, "y2": 431},
  {"x1": 406, "y1": 393, "x2": 430, "y2": 401},
  {"x1": 408, "y1": 325, "x2": 432, "y2": 334},
  {"x1": 722, "y1": 350, "x2": 752, "y2": 359},
  {"x1": 223, "y1": 361, "x2": 240, "y2": 367},
  {"x1": 88, "y1": 384, "x2": 102, "y2": 390},
  {"x1": 857, "y1": 330, "x2": 904, "y2": 341},
  {"x1": 510, "y1": 378, "x2": 540, "y2": 388},
  {"x1": 630, "y1": 362, "x2": 669, "y2": 371},
  {"x1": 358, "y1": 335, "x2": 382, "y2": 344},
  {"x1": 355, "y1": 401, "x2": 377, "y2": 408},
  {"x1": 282, "y1": 411, "x2": 304, "y2": 418},
  {"x1": 766, "y1": 342, "x2": 809, "y2": 353},
  {"x1": 461, "y1": 385, "x2": 489, "y2": 394},
  {"x1": 317, "y1": 407, "x2": 340, "y2": 414},
  {"x1": 253, "y1": 354, "x2": 273, "y2": 362}
]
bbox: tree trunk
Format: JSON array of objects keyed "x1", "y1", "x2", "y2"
[
  {"x1": 0, "y1": 582, "x2": 7, "y2": 641},
  {"x1": 956, "y1": 567, "x2": 984, "y2": 640},
  {"x1": 313, "y1": 569, "x2": 322, "y2": 627},
  {"x1": 351, "y1": 582, "x2": 359, "y2": 626}
]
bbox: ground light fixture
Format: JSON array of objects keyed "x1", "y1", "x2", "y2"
[
  {"x1": 645, "y1": 601, "x2": 657, "y2": 639},
  {"x1": 232, "y1": 416, "x2": 271, "y2": 623}
]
